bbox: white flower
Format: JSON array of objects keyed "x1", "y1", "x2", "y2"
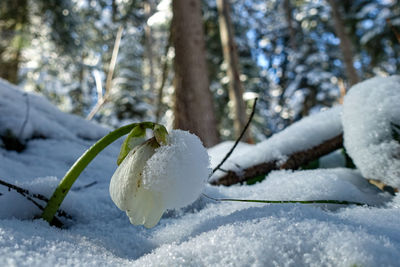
[{"x1": 110, "y1": 130, "x2": 210, "y2": 228}]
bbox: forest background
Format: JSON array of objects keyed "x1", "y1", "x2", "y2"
[{"x1": 1, "y1": 0, "x2": 399, "y2": 147}]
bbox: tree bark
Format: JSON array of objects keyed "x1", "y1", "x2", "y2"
[
  {"x1": 216, "y1": 0, "x2": 249, "y2": 141},
  {"x1": 211, "y1": 134, "x2": 343, "y2": 186},
  {"x1": 172, "y1": 0, "x2": 219, "y2": 147},
  {"x1": 283, "y1": 0, "x2": 296, "y2": 51},
  {"x1": 155, "y1": 35, "x2": 171, "y2": 123},
  {"x1": 0, "y1": 0, "x2": 28, "y2": 84},
  {"x1": 327, "y1": 0, "x2": 359, "y2": 86},
  {"x1": 144, "y1": 1, "x2": 156, "y2": 94}
]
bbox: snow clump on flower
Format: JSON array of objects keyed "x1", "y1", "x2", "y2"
[
  {"x1": 143, "y1": 130, "x2": 211, "y2": 209},
  {"x1": 342, "y1": 75, "x2": 400, "y2": 188}
]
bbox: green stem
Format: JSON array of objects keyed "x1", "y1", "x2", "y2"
[
  {"x1": 41, "y1": 123, "x2": 139, "y2": 224},
  {"x1": 202, "y1": 194, "x2": 367, "y2": 206}
]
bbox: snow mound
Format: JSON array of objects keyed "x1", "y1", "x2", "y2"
[
  {"x1": 0, "y1": 78, "x2": 107, "y2": 142},
  {"x1": 342, "y1": 75, "x2": 400, "y2": 187}
]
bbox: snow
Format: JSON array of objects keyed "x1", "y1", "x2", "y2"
[
  {"x1": 1, "y1": 78, "x2": 400, "y2": 266},
  {"x1": 0, "y1": 78, "x2": 108, "y2": 142},
  {"x1": 342, "y1": 75, "x2": 400, "y2": 187}
]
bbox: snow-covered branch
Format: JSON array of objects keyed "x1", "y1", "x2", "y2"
[{"x1": 211, "y1": 134, "x2": 343, "y2": 186}]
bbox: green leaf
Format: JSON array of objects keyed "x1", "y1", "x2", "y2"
[
  {"x1": 301, "y1": 159, "x2": 319, "y2": 170},
  {"x1": 116, "y1": 122, "x2": 170, "y2": 165},
  {"x1": 117, "y1": 122, "x2": 169, "y2": 165},
  {"x1": 153, "y1": 124, "x2": 169, "y2": 146},
  {"x1": 117, "y1": 124, "x2": 146, "y2": 165}
]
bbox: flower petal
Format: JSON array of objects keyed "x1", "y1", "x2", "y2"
[{"x1": 143, "y1": 192, "x2": 164, "y2": 228}]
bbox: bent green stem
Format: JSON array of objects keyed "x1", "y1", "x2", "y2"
[
  {"x1": 202, "y1": 194, "x2": 367, "y2": 206},
  {"x1": 41, "y1": 123, "x2": 141, "y2": 225}
]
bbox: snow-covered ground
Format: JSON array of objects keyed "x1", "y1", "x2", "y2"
[{"x1": 1, "y1": 78, "x2": 400, "y2": 266}]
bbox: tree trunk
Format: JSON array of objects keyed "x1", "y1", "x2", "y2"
[
  {"x1": 283, "y1": 0, "x2": 296, "y2": 50},
  {"x1": 172, "y1": 0, "x2": 219, "y2": 147},
  {"x1": 216, "y1": 0, "x2": 249, "y2": 141},
  {"x1": 0, "y1": 0, "x2": 28, "y2": 84},
  {"x1": 143, "y1": 1, "x2": 155, "y2": 94},
  {"x1": 155, "y1": 34, "x2": 171, "y2": 123},
  {"x1": 327, "y1": 0, "x2": 360, "y2": 86}
]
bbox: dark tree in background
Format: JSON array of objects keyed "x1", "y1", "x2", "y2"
[
  {"x1": 327, "y1": 0, "x2": 360, "y2": 86},
  {"x1": 172, "y1": 0, "x2": 219, "y2": 147},
  {"x1": 0, "y1": 0, "x2": 29, "y2": 84},
  {"x1": 217, "y1": 0, "x2": 249, "y2": 141}
]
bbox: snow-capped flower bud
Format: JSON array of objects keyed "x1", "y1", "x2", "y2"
[
  {"x1": 110, "y1": 129, "x2": 211, "y2": 228},
  {"x1": 343, "y1": 75, "x2": 400, "y2": 187}
]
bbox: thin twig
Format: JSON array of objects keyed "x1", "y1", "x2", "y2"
[
  {"x1": 71, "y1": 181, "x2": 98, "y2": 191},
  {"x1": 87, "y1": 26, "x2": 124, "y2": 120},
  {"x1": 0, "y1": 178, "x2": 72, "y2": 219},
  {"x1": 0, "y1": 178, "x2": 49, "y2": 202},
  {"x1": 202, "y1": 193, "x2": 367, "y2": 206},
  {"x1": 0, "y1": 180, "x2": 47, "y2": 218},
  {"x1": 212, "y1": 98, "x2": 258, "y2": 175}
]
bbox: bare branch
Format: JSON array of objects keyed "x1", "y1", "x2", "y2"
[
  {"x1": 87, "y1": 26, "x2": 124, "y2": 120},
  {"x1": 211, "y1": 134, "x2": 343, "y2": 186}
]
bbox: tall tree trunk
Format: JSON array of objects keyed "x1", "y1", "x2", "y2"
[
  {"x1": 216, "y1": 0, "x2": 249, "y2": 141},
  {"x1": 172, "y1": 0, "x2": 219, "y2": 147},
  {"x1": 283, "y1": 0, "x2": 296, "y2": 51},
  {"x1": 0, "y1": 0, "x2": 28, "y2": 84},
  {"x1": 144, "y1": 1, "x2": 155, "y2": 94},
  {"x1": 327, "y1": 0, "x2": 360, "y2": 86},
  {"x1": 155, "y1": 34, "x2": 171, "y2": 123},
  {"x1": 70, "y1": 52, "x2": 86, "y2": 115}
]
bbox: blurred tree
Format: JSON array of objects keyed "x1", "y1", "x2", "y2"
[
  {"x1": 346, "y1": 0, "x2": 400, "y2": 77},
  {"x1": 0, "y1": 0, "x2": 29, "y2": 84},
  {"x1": 283, "y1": 0, "x2": 297, "y2": 50},
  {"x1": 327, "y1": 0, "x2": 359, "y2": 86},
  {"x1": 172, "y1": 0, "x2": 219, "y2": 147},
  {"x1": 143, "y1": 0, "x2": 156, "y2": 95},
  {"x1": 216, "y1": 0, "x2": 249, "y2": 141}
]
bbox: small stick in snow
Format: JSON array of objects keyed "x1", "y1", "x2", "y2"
[
  {"x1": 71, "y1": 181, "x2": 98, "y2": 191},
  {"x1": 212, "y1": 98, "x2": 258, "y2": 176},
  {"x1": 0, "y1": 178, "x2": 49, "y2": 202},
  {"x1": 0, "y1": 178, "x2": 72, "y2": 220}
]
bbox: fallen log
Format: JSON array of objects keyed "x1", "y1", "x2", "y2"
[{"x1": 210, "y1": 134, "x2": 343, "y2": 186}]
